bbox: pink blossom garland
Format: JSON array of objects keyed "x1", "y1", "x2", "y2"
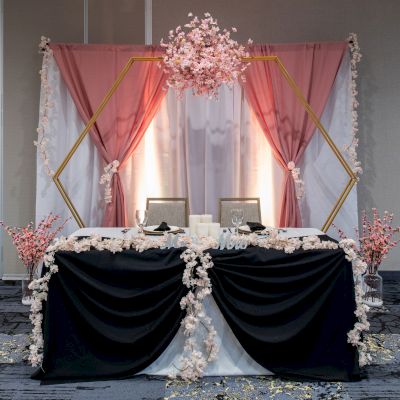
[
  {"x1": 34, "y1": 36, "x2": 55, "y2": 177},
  {"x1": 99, "y1": 160, "x2": 120, "y2": 204},
  {"x1": 287, "y1": 161, "x2": 305, "y2": 200},
  {"x1": 172, "y1": 242, "x2": 218, "y2": 381},
  {"x1": 161, "y1": 12, "x2": 252, "y2": 99},
  {"x1": 345, "y1": 33, "x2": 363, "y2": 176}
]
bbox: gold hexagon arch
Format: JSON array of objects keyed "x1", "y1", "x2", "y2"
[{"x1": 52, "y1": 55, "x2": 358, "y2": 232}]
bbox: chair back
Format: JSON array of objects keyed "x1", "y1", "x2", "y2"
[
  {"x1": 146, "y1": 198, "x2": 188, "y2": 227},
  {"x1": 219, "y1": 198, "x2": 261, "y2": 227}
]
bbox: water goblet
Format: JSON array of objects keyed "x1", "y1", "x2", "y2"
[
  {"x1": 231, "y1": 208, "x2": 244, "y2": 235},
  {"x1": 135, "y1": 210, "x2": 148, "y2": 234}
]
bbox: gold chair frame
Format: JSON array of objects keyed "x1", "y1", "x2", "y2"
[
  {"x1": 219, "y1": 197, "x2": 262, "y2": 225},
  {"x1": 52, "y1": 55, "x2": 357, "y2": 232},
  {"x1": 146, "y1": 197, "x2": 189, "y2": 227}
]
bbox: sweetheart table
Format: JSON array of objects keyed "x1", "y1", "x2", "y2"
[{"x1": 31, "y1": 228, "x2": 361, "y2": 382}]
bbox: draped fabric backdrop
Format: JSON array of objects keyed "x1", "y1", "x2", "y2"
[
  {"x1": 36, "y1": 43, "x2": 358, "y2": 237},
  {"x1": 242, "y1": 43, "x2": 347, "y2": 227},
  {"x1": 50, "y1": 44, "x2": 167, "y2": 226}
]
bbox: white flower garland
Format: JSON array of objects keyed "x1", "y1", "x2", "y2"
[
  {"x1": 339, "y1": 238, "x2": 371, "y2": 366},
  {"x1": 28, "y1": 232, "x2": 370, "y2": 375},
  {"x1": 171, "y1": 237, "x2": 219, "y2": 381},
  {"x1": 28, "y1": 234, "x2": 219, "y2": 375},
  {"x1": 99, "y1": 160, "x2": 120, "y2": 203},
  {"x1": 246, "y1": 231, "x2": 370, "y2": 366},
  {"x1": 345, "y1": 33, "x2": 363, "y2": 176},
  {"x1": 287, "y1": 161, "x2": 305, "y2": 200},
  {"x1": 34, "y1": 36, "x2": 55, "y2": 177}
]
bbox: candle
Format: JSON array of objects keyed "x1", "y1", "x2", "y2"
[
  {"x1": 200, "y1": 214, "x2": 212, "y2": 223},
  {"x1": 208, "y1": 223, "x2": 221, "y2": 240},
  {"x1": 196, "y1": 223, "x2": 209, "y2": 237},
  {"x1": 189, "y1": 215, "x2": 201, "y2": 235}
]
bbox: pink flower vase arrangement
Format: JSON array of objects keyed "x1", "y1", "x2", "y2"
[
  {"x1": 0, "y1": 214, "x2": 68, "y2": 305},
  {"x1": 335, "y1": 208, "x2": 399, "y2": 307}
]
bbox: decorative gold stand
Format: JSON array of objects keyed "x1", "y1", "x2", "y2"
[{"x1": 52, "y1": 55, "x2": 357, "y2": 232}]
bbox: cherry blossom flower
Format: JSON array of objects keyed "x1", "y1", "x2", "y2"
[
  {"x1": 161, "y1": 12, "x2": 251, "y2": 99},
  {"x1": 345, "y1": 33, "x2": 363, "y2": 176},
  {"x1": 35, "y1": 36, "x2": 55, "y2": 177}
]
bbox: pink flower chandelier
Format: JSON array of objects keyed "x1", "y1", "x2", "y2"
[{"x1": 161, "y1": 12, "x2": 252, "y2": 99}]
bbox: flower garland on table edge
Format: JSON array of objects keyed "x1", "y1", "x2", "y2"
[
  {"x1": 28, "y1": 233, "x2": 219, "y2": 379},
  {"x1": 28, "y1": 231, "x2": 370, "y2": 377},
  {"x1": 345, "y1": 33, "x2": 363, "y2": 177},
  {"x1": 34, "y1": 36, "x2": 55, "y2": 177}
]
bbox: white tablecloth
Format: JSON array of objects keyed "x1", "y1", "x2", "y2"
[{"x1": 70, "y1": 227, "x2": 324, "y2": 376}]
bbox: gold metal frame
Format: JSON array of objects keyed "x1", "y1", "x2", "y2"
[{"x1": 53, "y1": 55, "x2": 357, "y2": 232}]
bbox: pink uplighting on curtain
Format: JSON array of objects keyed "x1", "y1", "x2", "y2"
[
  {"x1": 50, "y1": 44, "x2": 167, "y2": 227},
  {"x1": 243, "y1": 42, "x2": 347, "y2": 227}
]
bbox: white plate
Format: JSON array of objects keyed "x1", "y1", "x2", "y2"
[{"x1": 143, "y1": 225, "x2": 181, "y2": 235}]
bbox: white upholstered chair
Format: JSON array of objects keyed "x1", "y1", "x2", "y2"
[
  {"x1": 219, "y1": 198, "x2": 262, "y2": 227},
  {"x1": 146, "y1": 198, "x2": 189, "y2": 227}
]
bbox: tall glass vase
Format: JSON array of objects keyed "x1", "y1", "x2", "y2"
[
  {"x1": 21, "y1": 264, "x2": 38, "y2": 306},
  {"x1": 362, "y1": 263, "x2": 383, "y2": 307}
]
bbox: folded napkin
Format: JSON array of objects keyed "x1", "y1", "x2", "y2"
[
  {"x1": 247, "y1": 221, "x2": 266, "y2": 232},
  {"x1": 154, "y1": 221, "x2": 171, "y2": 232}
]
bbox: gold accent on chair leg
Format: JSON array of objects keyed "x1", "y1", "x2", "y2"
[{"x1": 52, "y1": 55, "x2": 356, "y2": 232}]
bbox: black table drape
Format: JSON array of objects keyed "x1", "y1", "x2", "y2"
[
  {"x1": 32, "y1": 248, "x2": 187, "y2": 381},
  {"x1": 32, "y1": 238, "x2": 361, "y2": 382},
  {"x1": 209, "y1": 243, "x2": 360, "y2": 381}
]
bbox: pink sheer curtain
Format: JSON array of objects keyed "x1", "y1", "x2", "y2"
[
  {"x1": 50, "y1": 44, "x2": 167, "y2": 226},
  {"x1": 243, "y1": 42, "x2": 347, "y2": 227}
]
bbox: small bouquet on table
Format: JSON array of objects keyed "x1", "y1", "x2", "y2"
[
  {"x1": 336, "y1": 208, "x2": 399, "y2": 307},
  {"x1": 0, "y1": 213, "x2": 68, "y2": 305}
]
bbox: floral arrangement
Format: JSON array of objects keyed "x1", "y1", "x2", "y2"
[
  {"x1": 335, "y1": 208, "x2": 399, "y2": 273},
  {"x1": 99, "y1": 160, "x2": 120, "y2": 203},
  {"x1": 28, "y1": 230, "x2": 370, "y2": 374},
  {"x1": 161, "y1": 12, "x2": 252, "y2": 99},
  {"x1": 34, "y1": 36, "x2": 55, "y2": 177},
  {"x1": 287, "y1": 161, "x2": 305, "y2": 200},
  {"x1": 345, "y1": 33, "x2": 363, "y2": 176},
  {"x1": 0, "y1": 214, "x2": 68, "y2": 281}
]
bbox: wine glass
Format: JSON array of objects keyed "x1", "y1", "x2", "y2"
[
  {"x1": 135, "y1": 210, "x2": 148, "y2": 234},
  {"x1": 231, "y1": 208, "x2": 244, "y2": 235}
]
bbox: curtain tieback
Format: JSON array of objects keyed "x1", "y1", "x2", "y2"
[
  {"x1": 99, "y1": 160, "x2": 120, "y2": 204},
  {"x1": 286, "y1": 161, "x2": 305, "y2": 200}
]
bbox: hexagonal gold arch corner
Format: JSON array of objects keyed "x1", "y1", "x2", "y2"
[{"x1": 52, "y1": 55, "x2": 358, "y2": 232}]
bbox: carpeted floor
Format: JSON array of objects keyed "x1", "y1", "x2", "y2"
[{"x1": 0, "y1": 274, "x2": 399, "y2": 400}]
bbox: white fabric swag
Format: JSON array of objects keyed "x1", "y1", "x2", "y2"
[{"x1": 36, "y1": 53, "x2": 357, "y2": 239}]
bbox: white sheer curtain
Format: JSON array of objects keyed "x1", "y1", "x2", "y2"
[
  {"x1": 35, "y1": 56, "x2": 103, "y2": 236},
  {"x1": 121, "y1": 83, "x2": 283, "y2": 226},
  {"x1": 36, "y1": 54, "x2": 357, "y2": 236},
  {"x1": 300, "y1": 52, "x2": 358, "y2": 239}
]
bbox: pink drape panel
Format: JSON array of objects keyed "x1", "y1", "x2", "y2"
[
  {"x1": 243, "y1": 42, "x2": 347, "y2": 227},
  {"x1": 50, "y1": 44, "x2": 167, "y2": 226}
]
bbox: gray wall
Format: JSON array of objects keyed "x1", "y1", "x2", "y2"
[
  {"x1": 2, "y1": 0, "x2": 144, "y2": 276},
  {"x1": 2, "y1": 0, "x2": 400, "y2": 275}
]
